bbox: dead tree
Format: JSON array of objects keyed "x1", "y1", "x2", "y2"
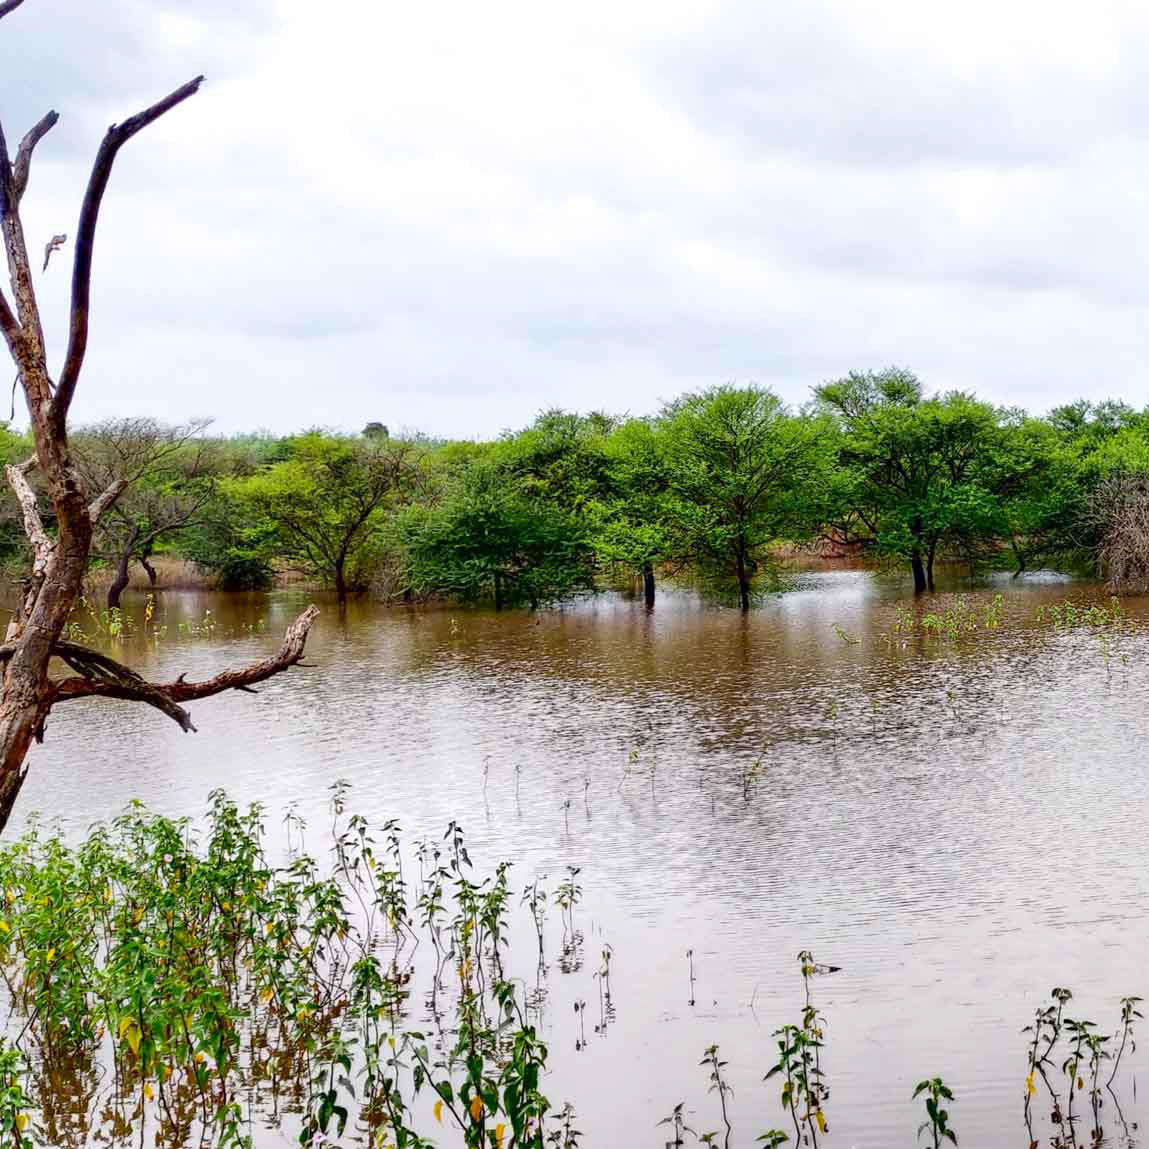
[
  {"x1": 1091, "y1": 472, "x2": 1149, "y2": 592},
  {"x1": 0, "y1": 2, "x2": 318, "y2": 832}
]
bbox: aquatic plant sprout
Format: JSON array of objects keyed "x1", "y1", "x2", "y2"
[{"x1": 0, "y1": 790, "x2": 1138, "y2": 1147}]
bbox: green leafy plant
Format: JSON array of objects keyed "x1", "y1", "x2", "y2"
[{"x1": 913, "y1": 1077, "x2": 957, "y2": 1147}]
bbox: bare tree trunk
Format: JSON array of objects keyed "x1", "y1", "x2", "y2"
[
  {"x1": 0, "y1": 19, "x2": 318, "y2": 834},
  {"x1": 107, "y1": 550, "x2": 132, "y2": 610},
  {"x1": 107, "y1": 527, "x2": 139, "y2": 609},
  {"x1": 926, "y1": 540, "x2": 937, "y2": 592},
  {"x1": 139, "y1": 555, "x2": 158, "y2": 585},
  {"x1": 493, "y1": 570, "x2": 504, "y2": 611}
]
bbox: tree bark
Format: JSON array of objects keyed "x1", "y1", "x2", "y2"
[
  {"x1": 642, "y1": 560, "x2": 655, "y2": 608},
  {"x1": 139, "y1": 555, "x2": 158, "y2": 585},
  {"x1": 107, "y1": 550, "x2": 132, "y2": 610},
  {"x1": 735, "y1": 547, "x2": 751, "y2": 612},
  {"x1": 926, "y1": 540, "x2": 937, "y2": 592},
  {"x1": 910, "y1": 548, "x2": 927, "y2": 593},
  {"x1": 334, "y1": 558, "x2": 348, "y2": 606}
]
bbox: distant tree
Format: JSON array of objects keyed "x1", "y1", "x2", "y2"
[
  {"x1": 1091, "y1": 472, "x2": 1149, "y2": 591},
  {"x1": 72, "y1": 417, "x2": 215, "y2": 608},
  {"x1": 661, "y1": 385, "x2": 828, "y2": 610},
  {"x1": 815, "y1": 368, "x2": 1031, "y2": 591},
  {"x1": 589, "y1": 418, "x2": 679, "y2": 607},
  {"x1": 227, "y1": 435, "x2": 424, "y2": 604},
  {"x1": 403, "y1": 464, "x2": 594, "y2": 609},
  {"x1": 362, "y1": 422, "x2": 389, "y2": 440},
  {"x1": 497, "y1": 408, "x2": 615, "y2": 507}
]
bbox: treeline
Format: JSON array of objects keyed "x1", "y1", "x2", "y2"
[{"x1": 6, "y1": 368, "x2": 1149, "y2": 610}]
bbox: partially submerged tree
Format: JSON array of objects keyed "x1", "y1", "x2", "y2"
[
  {"x1": 661, "y1": 385, "x2": 827, "y2": 610},
  {"x1": 73, "y1": 417, "x2": 215, "y2": 608},
  {"x1": 816, "y1": 369, "x2": 1019, "y2": 592},
  {"x1": 226, "y1": 434, "x2": 425, "y2": 604},
  {"x1": 589, "y1": 417, "x2": 681, "y2": 607},
  {"x1": 403, "y1": 463, "x2": 595, "y2": 609},
  {"x1": 1091, "y1": 472, "x2": 1149, "y2": 592},
  {"x1": 0, "y1": 2, "x2": 318, "y2": 831}
]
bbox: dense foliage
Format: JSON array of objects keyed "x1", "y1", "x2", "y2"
[{"x1": 10, "y1": 370, "x2": 1149, "y2": 608}]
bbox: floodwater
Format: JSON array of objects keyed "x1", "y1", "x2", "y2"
[{"x1": 12, "y1": 570, "x2": 1149, "y2": 1147}]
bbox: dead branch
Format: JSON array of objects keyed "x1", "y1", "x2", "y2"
[
  {"x1": 88, "y1": 478, "x2": 129, "y2": 522},
  {"x1": 12, "y1": 111, "x2": 58, "y2": 203},
  {"x1": 53, "y1": 76, "x2": 204, "y2": 429},
  {"x1": 5, "y1": 458, "x2": 51, "y2": 572},
  {"x1": 53, "y1": 677, "x2": 196, "y2": 732},
  {"x1": 1091, "y1": 472, "x2": 1149, "y2": 591},
  {"x1": 0, "y1": 0, "x2": 26, "y2": 20},
  {"x1": 42, "y1": 233, "x2": 65, "y2": 271},
  {"x1": 165, "y1": 605, "x2": 320, "y2": 701},
  {"x1": 51, "y1": 606, "x2": 319, "y2": 732}
]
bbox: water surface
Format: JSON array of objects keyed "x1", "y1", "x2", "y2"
[{"x1": 16, "y1": 572, "x2": 1149, "y2": 1147}]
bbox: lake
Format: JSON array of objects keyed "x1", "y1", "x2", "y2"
[{"x1": 14, "y1": 570, "x2": 1149, "y2": 1147}]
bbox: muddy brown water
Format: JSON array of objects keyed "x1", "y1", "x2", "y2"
[{"x1": 11, "y1": 571, "x2": 1149, "y2": 1147}]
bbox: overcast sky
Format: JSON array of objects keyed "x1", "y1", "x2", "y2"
[{"x1": 4, "y1": 0, "x2": 1149, "y2": 438}]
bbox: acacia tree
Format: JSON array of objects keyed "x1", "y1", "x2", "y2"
[
  {"x1": 661, "y1": 385, "x2": 827, "y2": 610},
  {"x1": 0, "y1": 1, "x2": 317, "y2": 830},
  {"x1": 589, "y1": 418, "x2": 680, "y2": 607},
  {"x1": 227, "y1": 434, "x2": 424, "y2": 604},
  {"x1": 816, "y1": 369, "x2": 1017, "y2": 592},
  {"x1": 73, "y1": 417, "x2": 215, "y2": 608}
]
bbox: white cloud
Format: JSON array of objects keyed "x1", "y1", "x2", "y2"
[{"x1": 5, "y1": 0, "x2": 1149, "y2": 437}]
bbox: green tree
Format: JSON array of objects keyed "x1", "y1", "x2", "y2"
[
  {"x1": 226, "y1": 434, "x2": 423, "y2": 604},
  {"x1": 661, "y1": 385, "x2": 828, "y2": 610},
  {"x1": 588, "y1": 418, "x2": 679, "y2": 607},
  {"x1": 816, "y1": 368, "x2": 1033, "y2": 591},
  {"x1": 402, "y1": 464, "x2": 594, "y2": 609}
]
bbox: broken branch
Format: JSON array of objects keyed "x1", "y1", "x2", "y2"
[
  {"x1": 12, "y1": 111, "x2": 58, "y2": 203},
  {"x1": 89, "y1": 477, "x2": 129, "y2": 522},
  {"x1": 51, "y1": 606, "x2": 319, "y2": 733},
  {"x1": 5, "y1": 457, "x2": 51, "y2": 574}
]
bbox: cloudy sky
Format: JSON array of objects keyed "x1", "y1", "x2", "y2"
[{"x1": 3, "y1": 0, "x2": 1149, "y2": 438}]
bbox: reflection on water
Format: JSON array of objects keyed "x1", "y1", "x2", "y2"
[{"x1": 13, "y1": 572, "x2": 1149, "y2": 1147}]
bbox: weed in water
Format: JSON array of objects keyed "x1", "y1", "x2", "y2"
[{"x1": 913, "y1": 1077, "x2": 957, "y2": 1147}]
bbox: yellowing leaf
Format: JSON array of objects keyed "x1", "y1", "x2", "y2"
[
  {"x1": 118, "y1": 1016, "x2": 133, "y2": 1040},
  {"x1": 45, "y1": 947, "x2": 55, "y2": 962},
  {"x1": 433, "y1": 1100, "x2": 443, "y2": 1124},
  {"x1": 125, "y1": 1023, "x2": 141, "y2": 1057},
  {"x1": 495, "y1": 1122, "x2": 507, "y2": 1148},
  {"x1": 143, "y1": 1082, "x2": 154, "y2": 1101},
  {"x1": 0, "y1": 922, "x2": 10, "y2": 933},
  {"x1": 15, "y1": 1115, "x2": 27, "y2": 1132},
  {"x1": 816, "y1": 1110, "x2": 827, "y2": 1134},
  {"x1": 469, "y1": 1095, "x2": 483, "y2": 1122},
  {"x1": 1026, "y1": 1073, "x2": 1036, "y2": 1096}
]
